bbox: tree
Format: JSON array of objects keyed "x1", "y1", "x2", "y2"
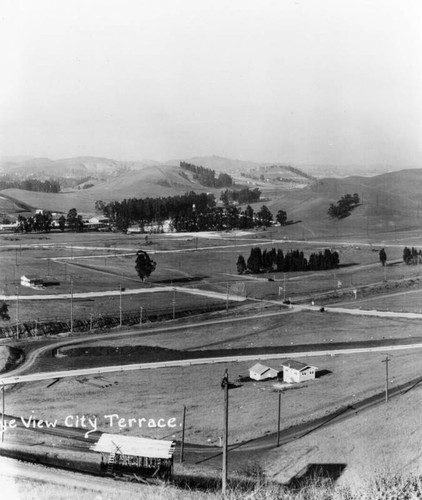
[
  {"x1": 379, "y1": 248, "x2": 387, "y2": 267},
  {"x1": 67, "y1": 208, "x2": 78, "y2": 231},
  {"x1": 236, "y1": 255, "x2": 246, "y2": 274},
  {"x1": 276, "y1": 210, "x2": 287, "y2": 226},
  {"x1": 247, "y1": 247, "x2": 263, "y2": 274},
  {"x1": 58, "y1": 215, "x2": 66, "y2": 232},
  {"x1": 0, "y1": 302, "x2": 10, "y2": 320},
  {"x1": 135, "y1": 250, "x2": 157, "y2": 282},
  {"x1": 257, "y1": 205, "x2": 273, "y2": 227}
]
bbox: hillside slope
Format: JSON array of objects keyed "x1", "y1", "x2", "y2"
[
  {"x1": 264, "y1": 369, "x2": 422, "y2": 488},
  {"x1": 261, "y1": 169, "x2": 422, "y2": 237},
  {"x1": 2, "y1": 168, "x2": 422, "y2": 237}
]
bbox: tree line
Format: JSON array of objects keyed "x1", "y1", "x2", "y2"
[
  {"x1": 180, "y1": 161, "x2": 233, "y2": 188},
  {"x1": 17, "y1": 212, "x2": 54, "y2": 232},
  {"x1": 0, "y1": 177, "x2": 60, "y2": 193},
  {"x1": 328, "y1": 193, "x2": 360, "y2": 219},
  {"x1": 220, "y1": 187, "x2": 261, "y2": 205},
  {"x1": 403, "y1": 246, "x2": 422, "y2": 265},
  {"x1": 16, "y1": 209, "x2": 84, "y2": 233},
  {"x1": 237, "y1": 247, "x2": 340, "y2": 274},
  {"x1": 97, "y1": 192, "x2": 288, "y2": 232}
]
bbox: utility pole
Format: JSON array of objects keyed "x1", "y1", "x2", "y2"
[
  {"x1": 283, "y1": 274, "x2": 286, "y2": 301},
  {"x1": 226, "y1": 282, "x2": 229, "y2": 313},
  {"x1": 70, "y1": 278, "x2": 74, "y2": 333},
  {"x1": 119, "y1": 283, "x2": 123, "y2": 327},
  {"x1": 139, "y1": 306, "x2": 143, "y2": 328},
  {"x1": 90, "y1": 314, "x2": 93, "y2": 332},
  {"x1": 1, "y1": 383, "x2": 4, "y2": 444},
  {"x1": 15, "y1": 286, "x2": 19, "y2": 339},
  {"x1": 382, "y1": 355, "x2": 391, "y2": 403},
  {"x1": 221, "y1": 369, "x2": 229, "y2": 494},
  {"x1": 277, "y1": 391, "x2": 281, "y2": 447},
  {"x1": 180, "y1": 405, "x2": 186, "y2": 463},
  {"x1": 172, "y1": 288, "x2": 176, "y2": 320}
]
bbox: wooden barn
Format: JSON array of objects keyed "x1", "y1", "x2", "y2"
[
  {"x1": 249, "y1": 363, "x2": 279, "y2": 381},
  {"x1": 280, "y1": 359, "x2": 317, "y2": 383},
  {"x1": 91, "y1": 433, "x2": 176, "y2": 480}
]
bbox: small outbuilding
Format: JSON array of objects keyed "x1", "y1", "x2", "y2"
[
  {"x1": 20, "y1": 275, "x2": 44, "y2": 289},
  {"x1": 280, "y1": 359, "x2": 317, "y2": 383},
  {"x1": 91, "y1": 433, "x2": 176, "y2": 480},
  {"x1": 249, "y1": 363, "x2": 279, "y2": 381}
]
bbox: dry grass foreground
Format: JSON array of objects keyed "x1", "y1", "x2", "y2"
[{"x1": 1, "y1": 454, "x2": 422, "y2": 500}]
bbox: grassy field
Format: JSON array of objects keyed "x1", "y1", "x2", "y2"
[
  {"x1": 3, "y1": 225, "x2": 422, "y2": 494},
  {"x1": 35, "y1": 310, "x2": 422, "y2": 356},
  {"x1": 1, "y1": 228, "x2": 422, "y2": 330},
  {"x1": 6, "y1": 349, "x2": 422, "y2": 447}
]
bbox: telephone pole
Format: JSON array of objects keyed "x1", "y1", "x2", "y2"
[
  {"x1": 15, "y1": 286, "x2": 19, "y2": 339},
  {"x1": 1, "y1": 383, "x2": 4, "y2": 443},
  {"x1": 382, "y1": 355, "x2": 391, "y2": 403},
  {"x1": 119, "y1": 283, "x2": 123, "y2": 327},
  {"x1": 221, "y1": 369, "x2": 229, "y2": 494},
  {"x1": 226, "y1": 282, "x2": 229, "y2": 313},
  {"x1": 70, "y1": 278, "x2": 74, "y2": 333},
  {"x1": 277, "y1": 390, "x2": 281, "y2": 447},
  {"x1": 172, "y1": 288, "x2": 176, "y2": 320},
  {"x1": 139, "y1": 306, "x2": 143, "y2": 328},
  {"x1": 180, "y1": 405, "x2": 186, "y2": 463}
]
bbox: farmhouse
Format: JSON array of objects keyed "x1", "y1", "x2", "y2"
[
  {"x1": 280, "y1": 359, "x2": 317, "y2": 383},
  {"x1": 20, "y1": 275, "x2": 44, "y2": 289},
  {"x1": 91, "y1": 433, "x2": 176, "y2": 480},
  {"x1": 249, "y1": 363, "x2": 279, "y2": 381}
]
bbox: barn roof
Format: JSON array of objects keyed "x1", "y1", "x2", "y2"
[
  {"x1": 249, "y1": 363, "x2": 278, "y2": 375},
  {"x1": 280, "y1": 359, "x2": 317, "y2": 372},
  {"x1": 90, "y1": 433, "x2": 176, "y2": 459}
]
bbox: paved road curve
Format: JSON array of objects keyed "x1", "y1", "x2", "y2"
[{"x1": 2, "y1": 342, "x2": 422, "y2": 386}]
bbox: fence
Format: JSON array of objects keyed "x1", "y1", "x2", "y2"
[{"x1": 0, "y1": 302, "x2": 235, "y2": 340}]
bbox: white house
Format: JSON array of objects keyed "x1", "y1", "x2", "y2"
[
  {"x1": 21, "y1": 275, "x2": 44, "y2": 289},
  {"x1": 280, "y1": 359, "x2": 317, "y2": 383},
  {"x1": 249, "y1": 363, "x2": 279, "y2": 381}
]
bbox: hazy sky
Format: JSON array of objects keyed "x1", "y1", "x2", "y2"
[{"x1": 1, "y1": 0, "x2": 421, "y2": 167}]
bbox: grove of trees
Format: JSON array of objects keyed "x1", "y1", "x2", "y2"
[
  {"x1": 403, "y1": 247, "x2": 422, "y2": 265},
  {"x1": 17, "y1": 212, "x2": 53, "y2": 233},
  {"x1": 328, "y1": 193, "x2": 360, "y2": 219},
  {"x1": 180, "y1": 162, "x2": 233, "y2": 188},
  {"x1": 237, "y1": 247, "x2": 340, "y2": 274},
  {"x1": 0, "y1": 177, "x2": 60, "y2": 193},
  {"x1": 97, "y1": 192, "x2": 281, "y2": 232},
  {"x1": 220, "y1": 187, "x2": 261, "y2": 205}
]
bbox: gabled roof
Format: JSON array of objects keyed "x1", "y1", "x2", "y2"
[
  {"x1": 280, "y1": 359, "x2": 317, "y2": 372},
  {"x1": 90, "y1": 433, "x2": 176, "y2": 459},
  {"x1": 249, "y1": 363, "x2": 278, "y2": 375},
  {"x1": 21, "y1": 275, "x2": 43, "y2": 282}
]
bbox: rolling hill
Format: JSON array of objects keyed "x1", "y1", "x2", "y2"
[{"x1": 1, "y1": 165, "x2": 422, "y2": 238}]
